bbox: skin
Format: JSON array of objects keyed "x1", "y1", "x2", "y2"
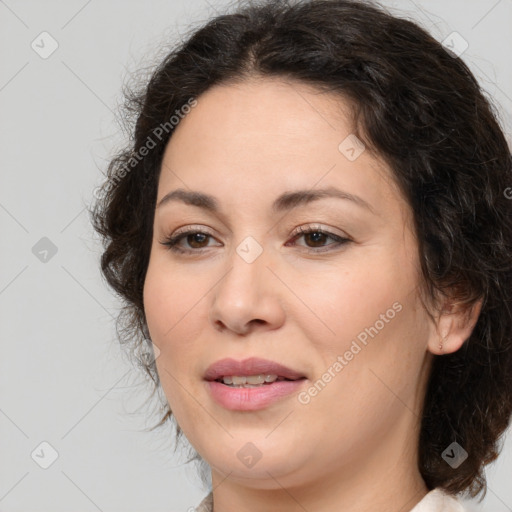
[{"x1": 143, "y1": 77, "x2": 480, "y2": 512}]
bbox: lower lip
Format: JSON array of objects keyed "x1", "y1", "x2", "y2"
[{"x1": 205, "y1": 379, "x2": 307, "y2": 411}]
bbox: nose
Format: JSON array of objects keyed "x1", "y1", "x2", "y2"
[{"x1": 208, "y1": 241, "x2": 286, "y2": 336}]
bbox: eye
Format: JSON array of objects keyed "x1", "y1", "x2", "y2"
[
  {"x1": 285, "y1": 225, "x2": 351, "y2": 253},
  {"x1": 160, "y1": 228, "x2": 219, "y2": 254}
]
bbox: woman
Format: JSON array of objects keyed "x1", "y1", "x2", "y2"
[{"x1": 90, "y1": 1, "x2": 512, "y2": 511}]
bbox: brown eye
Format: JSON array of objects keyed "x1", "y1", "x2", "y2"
[
  {"x1": 287, "y1": 226, "x2": 351, "y2": 253},
  {"x1": 186, "y1": 233, "x2": 210, "y2": 248},
  {"x1": 160, "y1": 229, "x2": 220, "y2": 254},
  {"x1": 303, "y1": 231, "x2": 329, "y2": 247}
]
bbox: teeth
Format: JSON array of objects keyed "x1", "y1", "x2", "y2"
[
  {"x1": 221, "y1": 374, "x2": 279, "y2": 386},
  {"x1": 232, "y1": 375, "x2": 249, "y2": 385}
]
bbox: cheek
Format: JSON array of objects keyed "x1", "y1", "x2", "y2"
[
  {"x1": 143, "y1": 253, "x2": 207, "y2": 363},
  {"x1": 143, "y1": 257, "x2": 209, "y2": 421},
  {"x1": 298, "y1": 254, "x2": 429, "y2": 413},
  {"x1": 296, "y1": 245, "x2": 429, "y2": 402},
  {"x1": 296, "y1": 250, "x2": 417, "y2": 354}
]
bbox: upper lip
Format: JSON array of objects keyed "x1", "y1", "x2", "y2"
[{"x1": 204, "y1": 357, "x2": 306, "y2": 381}]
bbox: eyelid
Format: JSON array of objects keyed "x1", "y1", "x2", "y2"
[
  {"x1": 289, "y1": 223, "x2": 350, "y2": 240},
  {"x1": 160, "y1": 222, "x2": 352, "y2": 255},
  {"x1": 172, "y1": 224, "x2": 216, "y2": 237}
]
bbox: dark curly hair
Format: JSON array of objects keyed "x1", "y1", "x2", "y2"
[{"x1": 90, "y1": 0, "x2": 512, "y2": 501}]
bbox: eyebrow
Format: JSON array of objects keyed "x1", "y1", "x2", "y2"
[{"x1": 156, "y1": 186, "x2": 375, "y2": 214}]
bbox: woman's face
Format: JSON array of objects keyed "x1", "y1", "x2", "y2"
[{"x1": 143, "y1": 78, "x2": 436, "y2": 490}]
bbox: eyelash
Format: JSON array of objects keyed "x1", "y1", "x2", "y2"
[{"x1": 159, "y1": 225, "x2": 351, "y2": 255}]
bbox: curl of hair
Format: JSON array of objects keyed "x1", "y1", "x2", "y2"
[{"x1": 90, "y1": 0, "x2": 512, "y2": 500}]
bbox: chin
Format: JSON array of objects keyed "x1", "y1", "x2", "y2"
[{"x1": 205, "y1": 440, "x2": 306, "y2": 480}]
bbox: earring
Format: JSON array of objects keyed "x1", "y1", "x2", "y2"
[{"x1": 439, "y1": 334, "x2": 447, "y2": 353}]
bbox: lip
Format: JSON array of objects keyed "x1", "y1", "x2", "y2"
[
  {"x1": 204, "y1": 357, "x2": 306, "y2": 381},
  {"x1": 204, "y1": 357, "x2": 307, "y2": 411}
]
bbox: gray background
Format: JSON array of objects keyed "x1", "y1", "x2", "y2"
[{"x1": 0, "y1": 1, "x2": 511, "y2": 511}]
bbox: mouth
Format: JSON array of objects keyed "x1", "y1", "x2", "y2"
[
  {"x1": 204, "y1": 357, "x2": 307, "y2": 384},
  {"x1": 203, "y1": 357, "x2": 307, "y2": 410}
]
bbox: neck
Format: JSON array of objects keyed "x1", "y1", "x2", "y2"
[{"x1": 209, "y1": 433, "x2": 429, "y2": 512}]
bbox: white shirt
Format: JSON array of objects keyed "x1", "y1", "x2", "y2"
[
  {"x1": 410, "y1": 489, "x2": 466, "y2": 512},
  {"x1": 195, "y1": 488, "x2": 466, "y2": 512}
]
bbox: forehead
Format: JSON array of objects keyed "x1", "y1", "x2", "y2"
[
  {"x1": 157, "y1": 78, "x2": 403, "y2": 217},
  {"x1": 163, "y1": 77, "x2": 354, "y2": 167}
]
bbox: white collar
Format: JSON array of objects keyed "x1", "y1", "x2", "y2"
[{"x1": 410, "y1": 488, "x2": 466, "y2": 512}]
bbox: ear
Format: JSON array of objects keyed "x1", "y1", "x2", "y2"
[{"x1": 427, "y1": 298, "x2": 483, "y2": 355}]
